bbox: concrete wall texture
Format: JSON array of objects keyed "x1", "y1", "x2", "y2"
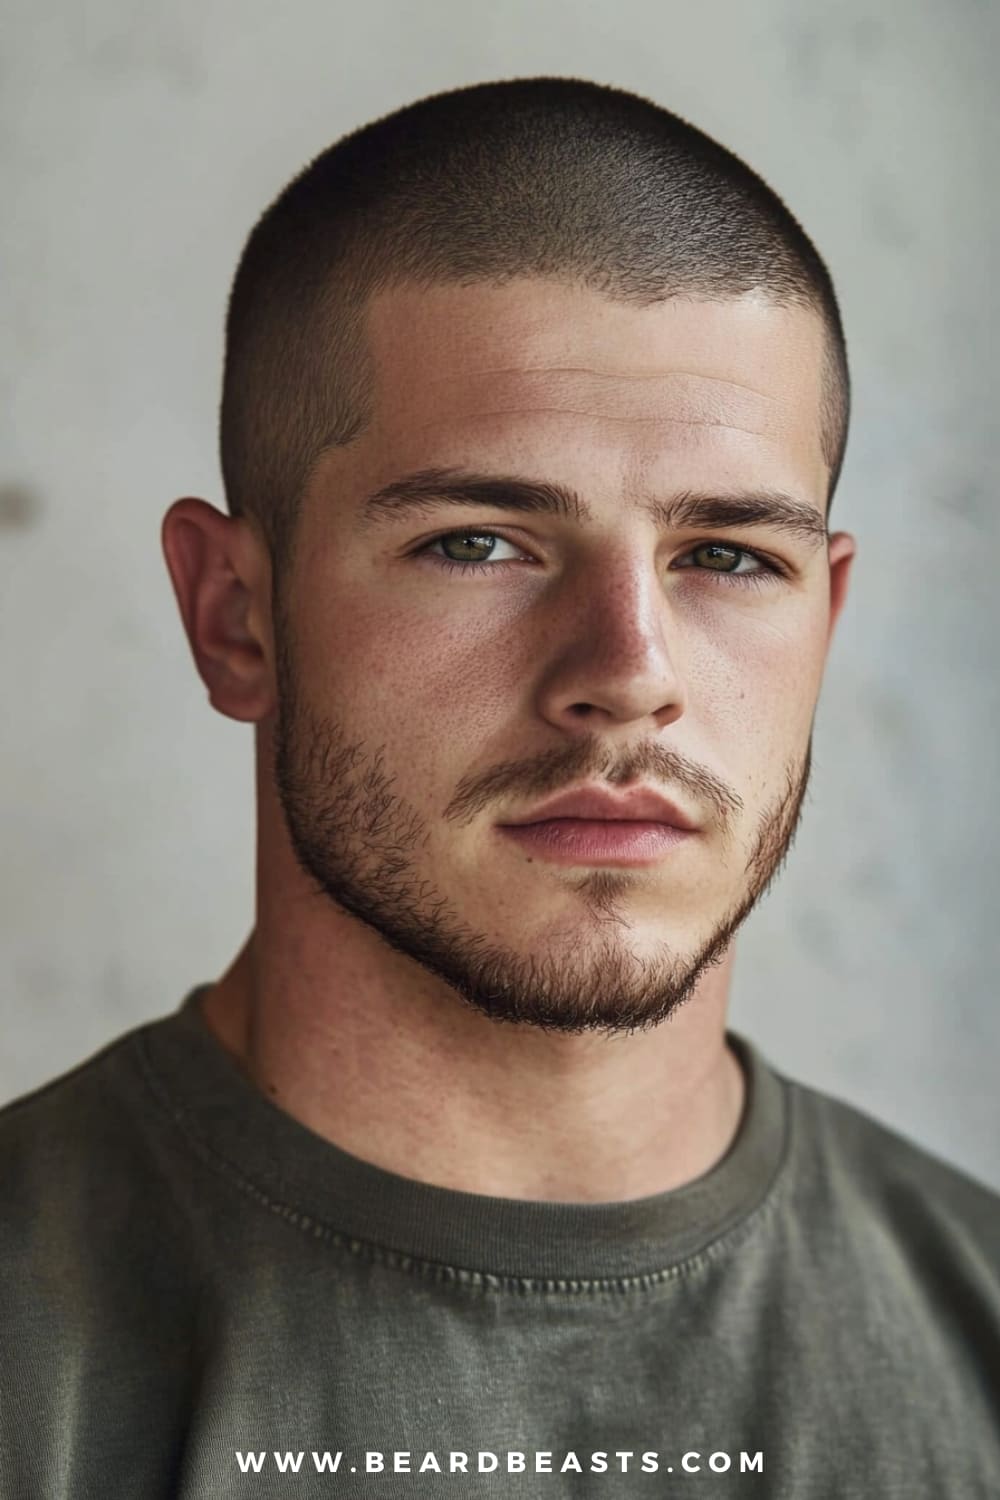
[{"x1": 2, "y1": 0, "x2": 997, "y2": 1188}]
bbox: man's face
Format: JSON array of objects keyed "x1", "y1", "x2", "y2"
[{"x1": 269, "y1": 278, "x2": 854, "y2": 1037}]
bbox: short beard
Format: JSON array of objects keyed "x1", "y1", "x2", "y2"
[{"x1": 272, "y1": 616, "x2": 813, "y2": 1040}]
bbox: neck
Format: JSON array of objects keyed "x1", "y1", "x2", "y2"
[{"x1": 199, "y1": 920, "x2": 746, "y2": 1205}]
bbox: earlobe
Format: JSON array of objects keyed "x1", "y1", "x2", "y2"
[{"x1": 160, "y1": 497, "x2": 276, "y2": 723}]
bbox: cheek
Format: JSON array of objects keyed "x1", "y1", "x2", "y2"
[
  {"x1": 297, "y1": 586, "x2": 518, "y2": 760},
  {"x1": 682, "y1": 594, "x2": 828, "y2": 760}
]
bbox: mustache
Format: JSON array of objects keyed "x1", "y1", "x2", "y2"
[{"x1": 442, "y1": 735, "x2": 744, "y2": 833}]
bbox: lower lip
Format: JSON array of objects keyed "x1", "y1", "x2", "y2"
[{"x1": 498, "y1": 819, "x2": 696, "y2": 865}]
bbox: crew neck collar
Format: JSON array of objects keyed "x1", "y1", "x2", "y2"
[{"x1": 135, "y1": 985, "x2": 790, "y2": 1283}]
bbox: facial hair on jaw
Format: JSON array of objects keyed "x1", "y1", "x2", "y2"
[{"x1": 271, "y1": 619, "x2": 814, "y2": 1041}]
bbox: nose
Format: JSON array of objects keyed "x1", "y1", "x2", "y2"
[{"x1": 533, "y1": 545, "x2": 687, "y2": 734}]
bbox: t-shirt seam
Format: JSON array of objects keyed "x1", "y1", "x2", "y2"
[{"x1": 133, "y1": 1022, "x2": 794, "y2": 1296}]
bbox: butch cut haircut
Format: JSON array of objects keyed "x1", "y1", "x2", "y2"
[{"x1": 220, "y1": 75, "x2": 850, "y2": 578}]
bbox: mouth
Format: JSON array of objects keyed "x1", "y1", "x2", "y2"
[
  {"x1": 497, "y1": 817, "x2": 697, "y2": 866},
  {"x1": 503, "y1": 782, "x2": 699, "y2": 831}
]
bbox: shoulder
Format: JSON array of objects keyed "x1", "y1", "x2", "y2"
[
  {"x1": 1, "y1": 1023, "x2": 139, "y2": 1151},
  {"x1": 0, "y1": 1015, "x2": 221, "y2": 1482},
  {"x1": 0, "y1": 1011, "x2": 221, "y2": 1379},
  {"x1": 1, "y1": 1019, "x2": 155, "y2": 1156},
  {"x1": 0, "y1": 1015, "x2": 192, "y2": 1264},
  {"x1": 778, "y1": 1061, "x2": 1000, "y2": 1282}
]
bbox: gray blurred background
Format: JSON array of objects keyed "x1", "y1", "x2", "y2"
[{"x1": 2, "y1": 0, "x2": 997, "y2": 1188}]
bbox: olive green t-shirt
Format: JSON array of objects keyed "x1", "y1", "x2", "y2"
[{"x1": 1, "y1": 986, "x2": 998, "y2": 1498}]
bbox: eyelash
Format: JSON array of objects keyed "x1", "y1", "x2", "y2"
[{"x1": 413, "y1": 530, "x2": 786, "y2": 590}]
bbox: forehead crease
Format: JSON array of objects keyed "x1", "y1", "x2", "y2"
[
  {"x1": 428, "y1": 367, "x2": 775, "y2": 409},
  {"x1": 416, "y1": 365, "x2": 780, "y2": 400},
  {"x1": 407, "y1": 410, "x2": 777, "y2": 442},
  {"x1": 386, "y1": 367, "x2": 789, "y2": 440}
]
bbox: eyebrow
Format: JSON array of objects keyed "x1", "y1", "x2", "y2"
[{"x1": 357, "y1": 466, "x2": 828, "y2": 548}]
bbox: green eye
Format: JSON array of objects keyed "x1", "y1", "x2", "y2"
[
  {"x1": 437, "y1": 533, "x2": 498, "y2": 563},
  {"x1": 692, "y1": 543, "x2": 744, "y2": 572},
  {"x1": 672, "y1": 542, "x2": 782, "y2": 589}
]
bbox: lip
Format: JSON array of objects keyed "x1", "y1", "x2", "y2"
[
  {"x1": 499, "y1": 818, "x2": 695, "y2": 866},
  {"x1": 500, "y1": 784, "x2": 699, "y2": 831}
]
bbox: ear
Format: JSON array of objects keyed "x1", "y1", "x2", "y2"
[
  {"x1": 161, "y1": 498, "x2": 275, "y2": 722},
  {"x1": 825, "y1": 530, "x2": 856, "y2": 649}
]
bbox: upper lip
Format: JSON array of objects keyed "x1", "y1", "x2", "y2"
[{"x1": 503, "y1": 784, "x2": 699, "y2": 830}]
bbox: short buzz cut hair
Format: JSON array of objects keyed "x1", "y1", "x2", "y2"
[{"x1": 220, "y1": 75, "x2": 850, "y2": 577}]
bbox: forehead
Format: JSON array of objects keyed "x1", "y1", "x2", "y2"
[{"x1": 332, "y1": 278, "x2": 829, "y2": 506}]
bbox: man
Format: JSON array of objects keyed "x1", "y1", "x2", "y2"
[{"x1": 1, "y1": 76, "x2": 997, "y2": 1498}]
